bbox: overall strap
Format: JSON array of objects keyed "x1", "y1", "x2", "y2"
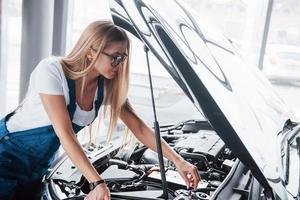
[
  {"x1": 66, "y1": 78, "x2": 76, "y2": 120},
  {"x1": 95, "y1": 77, "x2": 105, "y2": 118},
  {"x1": 67, "y1": 76, "x2": 104, "y2": 124}
]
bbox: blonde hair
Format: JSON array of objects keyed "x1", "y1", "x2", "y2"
[{"x1": 60, "y1": 20, "x2": 133, "y2": 141}]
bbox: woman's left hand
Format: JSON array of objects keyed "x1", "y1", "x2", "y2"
[{"x1": 174, "y1": 157, "x2": 200, "y2": 189}]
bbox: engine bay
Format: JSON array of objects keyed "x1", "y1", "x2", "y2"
[{"x1": 43, "y1": 120, "x2": 237, "y2": 200}]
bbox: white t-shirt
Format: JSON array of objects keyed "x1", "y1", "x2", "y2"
[{"x1": 6, "y1": 56, "x2": 101, "y2": 132}]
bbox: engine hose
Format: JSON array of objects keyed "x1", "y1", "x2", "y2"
[
  {"x1": 178, "y1": 149, "x2": 210, "y2": 168},
  {"x1": 109, "y1": 158, "x2": 129, "y2": 169},
  {"x1": 194, "y1": 187, "x2": 217, "y2": 193},
  {"x1": 141, "y1": 181, "x2": 175, "y2": 195},
  {"x1": 198, "y1": 171, "x2": 210, "y2": 180}
]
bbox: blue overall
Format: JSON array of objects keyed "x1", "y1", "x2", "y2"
[{"x1": 0, "y1": 77, "x2": 104, "y2": 200}]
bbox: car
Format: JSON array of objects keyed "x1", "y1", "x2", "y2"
[
  {"x1": 263, "y1": 44, "x2": 300, "y2": 78},
  {"x1": 42, "y1": 0, "x2": 299, "y2": 199}
]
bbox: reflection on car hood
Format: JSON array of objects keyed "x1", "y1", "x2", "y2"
[{"x1": 110, "y1": 0, "x2": 293, "y2": 192}]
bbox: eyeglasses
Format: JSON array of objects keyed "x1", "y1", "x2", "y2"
[
  {"x1": 101, "y1": 51, "x2": 128, "y2": 67},
  {"x1": 90, "y1": 47, "x2": 128, "y2": 67}
]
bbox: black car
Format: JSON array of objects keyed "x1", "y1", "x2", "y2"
[{"x1": 42, "y1": 0, "x2": 299, "y2": 199}]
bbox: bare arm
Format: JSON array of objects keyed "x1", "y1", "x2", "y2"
[
  {"x1": 120, "y1": 107, "x2": 183, "y2": 164},
  {"x1": 120, "y1": 106, "x2": 200, "y2": 188},
  {"x1": 39, "y1": 94, "x2": 102, "y2": 183}
]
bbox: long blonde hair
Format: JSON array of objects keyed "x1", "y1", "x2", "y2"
[{"x1": 60, "y1": 20, "x2": 132, "y2": 141}]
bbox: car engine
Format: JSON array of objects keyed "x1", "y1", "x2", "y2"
[{"x1": 42, "y1": 120, "x2": 237, "y2": 200}]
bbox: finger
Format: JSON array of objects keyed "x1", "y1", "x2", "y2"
[
  {"x1": 180, "y1": 172, "x2": 190, "y2": 188},
  {"x1": 184, "y1": 179, "x2": 190, "y2": 188},
  {"x1": 104, "y1": 194, "x2": 110, "y2": 200},
  {"x1": 195, "y1": 171, "x2": 200, "y2": 181},
  {"x1": 189, "y1": 182, "x2": 195, "y2": 189},
  {"x1": 192, "y1": 167, "x2": 200, "y2": 180},
  {"x1": 192, "y1": 174, "x2": 199, "y2": 189},
  {"x1": 183, "y1": 176, "x2": 190, "y2": 188},
  {"x1": 187, "y1": 173, "x2": 192, "y2": 179},
  {"x1": 194, "y1": 178, "x2": 199, "y2": 189},
  {"x1": 190, "y1": 179, "x2": 195, "y2": 185},
  {"x1": 190, "y1": 175, "x2": 197, "y2": 188}
]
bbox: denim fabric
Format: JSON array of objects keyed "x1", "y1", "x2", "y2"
[{"x1": 0, "y1": 77, "x2": 104, "y2": 200}]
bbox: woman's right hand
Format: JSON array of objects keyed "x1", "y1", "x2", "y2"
[{"x1": 84, "y1": 183, "x2": 110, "y2": 200}]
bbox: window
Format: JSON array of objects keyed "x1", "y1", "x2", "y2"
[
  {"x1": 263, "y1": 0, "x2": 300, "y2": 77},
  {"x1": 4, "y1": 0, "x2": 22, "y2": 114},
  {"x1": 66, "y1": 0, "x2": 111, "y2": 52},
  {"x1": 178, "y1": 0, "x2": 268, "y2": 67}
]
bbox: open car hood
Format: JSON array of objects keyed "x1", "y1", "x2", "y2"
[{"x1": 110, "y1": 0, "x2": 293, "y2": 192}]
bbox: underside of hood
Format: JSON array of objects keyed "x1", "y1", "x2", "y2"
[{"x1": 109, "y1": 0, "x2": 293, "y2": 194}]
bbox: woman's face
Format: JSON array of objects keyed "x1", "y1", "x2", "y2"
[{"x1": 92, "y1": 41, "x2": 128, "y2": 79}]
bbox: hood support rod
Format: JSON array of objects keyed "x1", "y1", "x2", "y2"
[{"x1": 144, "y1": 45, "x2": 168, "y2": 199}]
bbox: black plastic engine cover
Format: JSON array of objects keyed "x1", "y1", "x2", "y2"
[
  {"x1": 174, "y1": 131, "x2": 225, "y2": 161},
  {"x1": 101, "y1": 165, "x2": 139, "y2": 182}
]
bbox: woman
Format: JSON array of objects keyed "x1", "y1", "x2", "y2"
[{"x1": 0, "y1": 21, "x2": 200, "y2": 200}]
